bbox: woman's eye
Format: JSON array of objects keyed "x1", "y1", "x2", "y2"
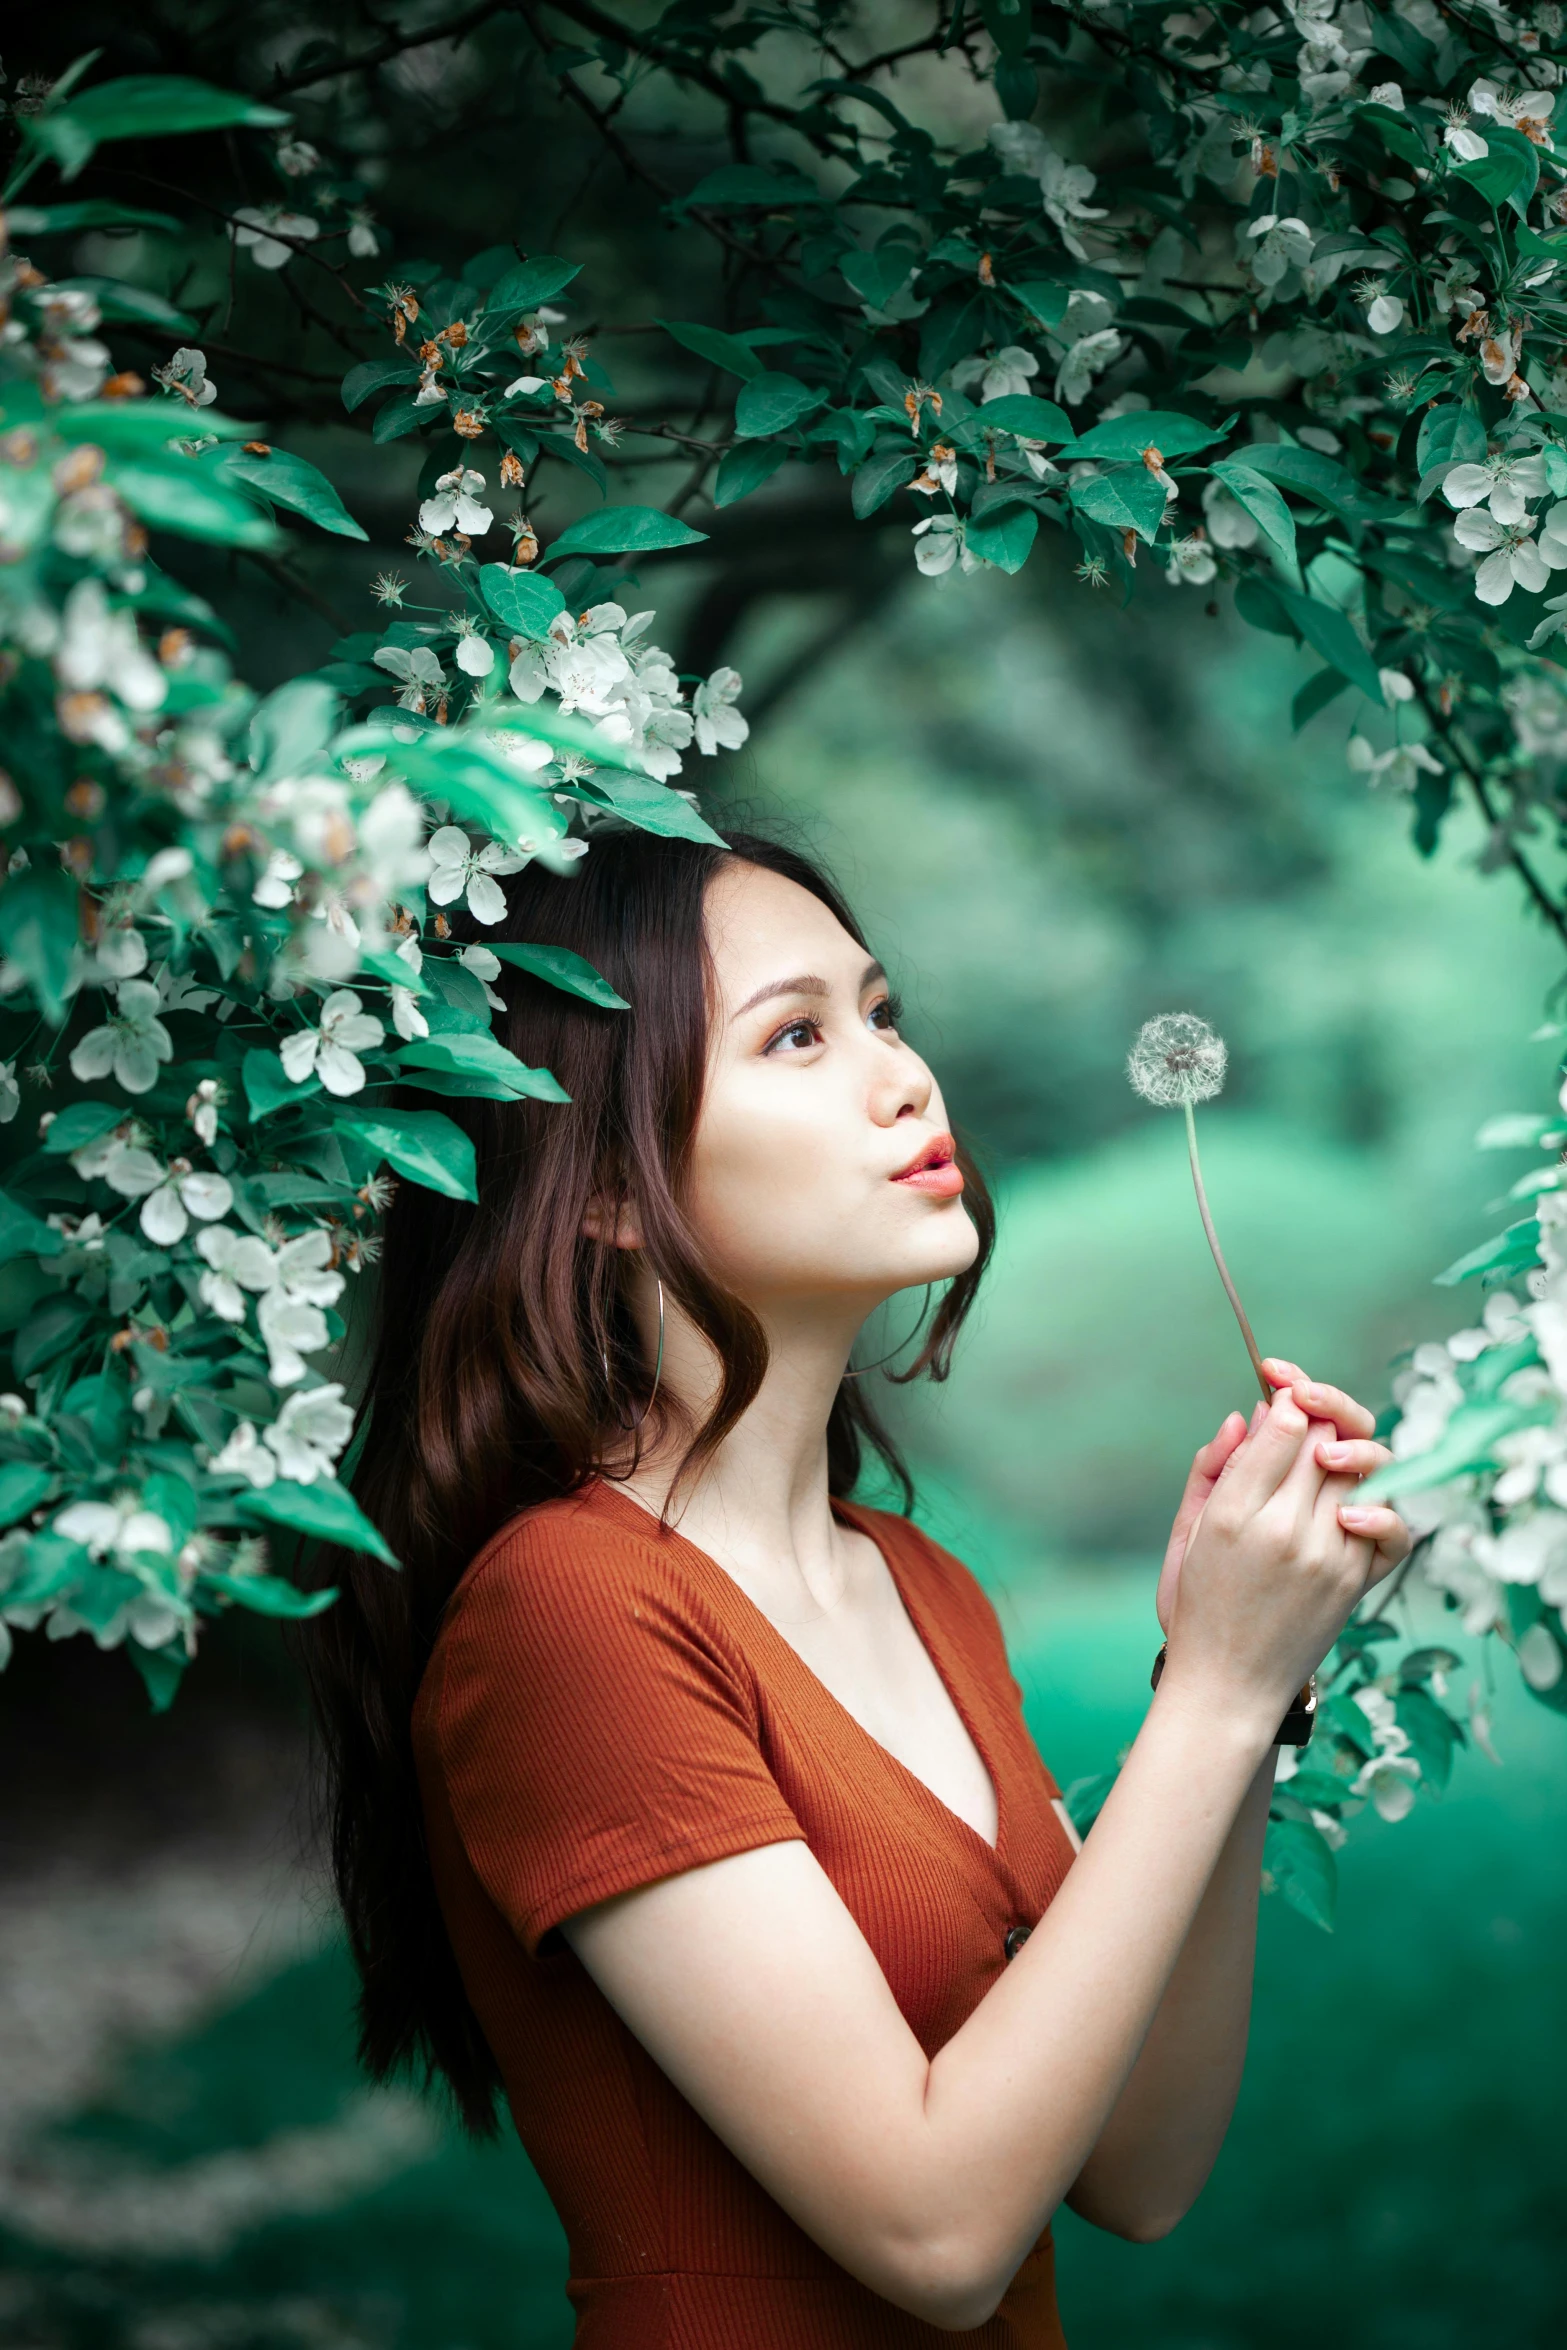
[
  {"x1": 765, "y1": 1016, "x2": 822, "y2": 1054},
  {"x1": 869, "y1": 993, "x2": 904, "y2": 1034}
]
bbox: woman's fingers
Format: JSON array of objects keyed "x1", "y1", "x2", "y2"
[
  {"x1": 1314, "y1": 1437, "x2": 1392, "y2": 1479},
  {"x1": 1259, "y1": 1359, "x2": 1377, "y2": 1439},
  {"x1": 1338, "y1": 1503, "x2": 1412, "y2": 1581},
  {"x1": 1216, "y1": 1385, "x2": 1316, "y2": 1507}
]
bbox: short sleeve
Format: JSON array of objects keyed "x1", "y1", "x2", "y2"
[{"x1": 422, "y1": 1503, "x2": 806, "y2": 1958}]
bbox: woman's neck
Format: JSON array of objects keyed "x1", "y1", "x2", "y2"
[{"x1": 609, "y1": 1293, "x2": 873, "y2": 1613}]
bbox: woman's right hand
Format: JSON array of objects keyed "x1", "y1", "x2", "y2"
[{"x1": 1159, "y1": 1383, "x2": 1410, "y2": 1730}]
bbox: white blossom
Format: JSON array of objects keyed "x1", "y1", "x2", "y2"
[
  {"x1": 1346, "y1": 736, "x2": 1444, "y2": 791},
  {"x1": 390, "y1": 983, "x2": 428, "y2": 1040},
  {"x1": 1441, "y1": 451, "x2": 1547, "y2": 523},
  {"x1": 425, "y1": 825, "x2": 530, "y2": 924},
  {"x1": 279, "y1": 990, "x2": 385, "y2": 1095},
  {"x1": 264, "y1": 1383, "x2": 355, "y2": 1483},
  {"x1": 1246, "y1": 214, "x2": 1314, "y2": 289},
  {"x1": 1452, "y1": 507, "x2": 1563, "y2": 603},
  {"x1": 373, "y1": 643, "x2": 446, "y2": 714},
  {"x1": 1444, "y1": 119, "x2": 1490, "y2": 163},
  {"x1": 1165, "y1": 533, "x2": 1218, "y2": 587},
  {"x1": 0, "y1": 1061, "x2": 17, "y2": 1124},
  {"x1": 232, "y1": 207, "x2": 320, "y2": 269},
  {"x1": 952, "y1": 345, "x2": 1040, "y2": 403},
  {"x1": 195, "y1": 1224, "x2": 276, "y2": 1322},
  {"x1": 211, "y1": 1421, "x2": 277, "y2": 1487},
  {"x1": 69, "y1": 979, "x2": 173, "y2": 1094},
  {"x1": 1055, "y1": 329, "x2": 1126, "y2": 407},
  {"x1": 1366, "y1": 292, "x2": 1405, "y2": 335},
  {"x1": 55, "y1": 579, "x2": 165, "y2": 713},
  {"x1": 693, "y1": 667, "x2": 748, "y2": 755},
  {"x1": 1201, "y1": 478, "x2": 1259, "y2": 550},
  {"x1": 153, "y1": 347, "x2": 218, "y2": 412},
  {"x1": 418, "y1": 467, "x2": 493, "y2": 537},
  {"x1": 987, "y1": 123, "x2": 1106, "y2": 259}
]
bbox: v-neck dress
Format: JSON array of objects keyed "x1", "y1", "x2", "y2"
[{"x1": 412, "y1": 1478, "x2": 1079, "y2": 2349}]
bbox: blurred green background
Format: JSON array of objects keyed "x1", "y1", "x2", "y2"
[{"x1": 4, "y1": 560, "x2": 1565, "y2": 2348}]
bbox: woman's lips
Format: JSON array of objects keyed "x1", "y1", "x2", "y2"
[{"x1": 891, "y1": 1134, "x2": 965, "y2": 1198}]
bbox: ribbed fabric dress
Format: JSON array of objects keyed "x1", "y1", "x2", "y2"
[{"x1": 412, "y1": 1477, "x2": 1079, "y2": 2349}]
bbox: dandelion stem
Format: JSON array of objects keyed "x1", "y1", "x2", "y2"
[{"x1": 1184, "y1": 1100, "x2": 1272, "y2": 1405}]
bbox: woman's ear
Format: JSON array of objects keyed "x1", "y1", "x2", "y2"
[{"x1": 581, "y1": 1192, "x2": 644, "y2": 1250}]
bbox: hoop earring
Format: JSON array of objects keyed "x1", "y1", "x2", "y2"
[
  {"x1": 842, "y1": 1285, "x2": 933, "y2": 1380},
  {"x1": 601, "y1": 1276, "x2": 665, "y2": 1431}
]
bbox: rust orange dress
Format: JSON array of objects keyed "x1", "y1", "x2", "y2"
[{"x1": 412, "y1": 1477, "x2": 1078, "y2": 2349}]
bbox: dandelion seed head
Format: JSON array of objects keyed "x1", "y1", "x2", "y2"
[{"x1": 1128, "y1": 1012, "x2": 1228, "y2": 1107}]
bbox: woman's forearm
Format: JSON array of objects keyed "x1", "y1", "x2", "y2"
[
  {"x1": 910, "y1": 1676, "x2": 1276, "y2": 2323},
  {"x1": 1062, "y1": 1748, "x2": 1274, "y2": 2241}
]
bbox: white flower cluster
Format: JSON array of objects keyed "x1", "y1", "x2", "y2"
[
  {"x1": 1387, "y1": 1141, "x2": 1567, "y2": 1694},
  {"x1": 507, "y1": 600, "x2": 748, "y2": 779}
]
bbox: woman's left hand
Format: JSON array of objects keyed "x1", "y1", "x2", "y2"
[{"x1": 1154, "y1": 1358, "x2": 1403, "y2": 1636}]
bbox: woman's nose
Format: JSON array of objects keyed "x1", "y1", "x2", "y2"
[{"x1": 871, "y1": 1043, "x2": 933, "y2": 1127}]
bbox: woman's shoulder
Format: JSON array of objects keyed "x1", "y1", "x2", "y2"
[{"x1": 419, "y1": 1481, "x2": 746, "y2": 1725}]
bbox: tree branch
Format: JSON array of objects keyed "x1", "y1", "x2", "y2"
[
  {"x1": 1415, "y1": 679, "x2": 1567, "y2": 954},
  {"x1": 267, "y1": 0, "x2": 519, "y2": 97}
]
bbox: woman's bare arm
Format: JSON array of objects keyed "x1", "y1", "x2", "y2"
[
  {"x1": 1064, "y1": 1749, "x2": 1273, "y2": 2241},
  {"x1": 562, "y1": 1392, "x2": 1408, "y2": 2332}
]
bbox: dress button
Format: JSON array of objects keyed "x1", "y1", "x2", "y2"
[{"x1": 1004, "y1": 1924, "x2": 1032, "y2": 1962}]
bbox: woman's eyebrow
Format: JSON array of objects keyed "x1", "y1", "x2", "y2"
[{"x1": 731, "y1": 960, "x2": 886, "y2": 1021}]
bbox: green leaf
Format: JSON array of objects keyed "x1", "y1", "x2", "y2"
[
  {"x1": 1070, "y1": 465, "x2": 1170, "y2": 543},
  {"x1": 483, "y1": 256, "x2": 582, "y2": 318},
  {"x1": 1067, "y1": 410, "x2": 1226, "y2": 461},
  {"x1": 108, "y1": 456, "x2": 280, "y2": 549},
  {"x1": 567, "y1": 768, "x2": 727, "y2": 846},
  {"x1": 231, "y1": 1473, "x2": 395, "y2": 1565},
  {"x1": 0, "y1": 862, "x2": 78, "y2": 1025},
  {"x1": 851, "y1": 446, "x2": 919, "y2": 518},
  {"x1": 977, "y1": 393, "x2": 1074, "y2": 444},
  {"x1": 127, "y1": 1640, "x2": 186, "y2": 1712},
  {"x1": 243, "y1": 1047, "x2": 316, "y2": 1122},
  {"x1": 489, "y1": 941, "x2": 629, "y2": 1008},
  {"x1": 841, "y1": 246, "x2": 917, "y2": 310},
  {"x1": 55, "y1": 401, "x2": 256, "y2": 452},
  {"x1": 0, "y1": 1189, "x2": 64, "y2": 1268},
  {"x1": 372, "y1": 390, "x2": 433, "y2": 443},
  {"x1": 1393, "y1": 1687, "x2": 1462, "y2": 1793},
  {"x1": 1007, "y1": 279, "x2": 1073, "y2": 332},
  {"x1": 1209, "y1": 459, "x2": 1298, "y2": 564},
  {"x1": 1417, "y1": 403, "x2": 1487, "y2": 476},
  {"x1": 1455, "y1": 125, "x2": 1539, "y2": 216},
  {"x1": 1292, "y1": 666, "x2": 1349, "y2": 731},
  {"x1": 1235, "y1": 441, "x2": 1380, "y2": 520},
  {"x1": 395, "y1": 1034, "x2": 570, "y2": 1102},
  {"x1": 216, "y1": 446, "x2": 367, "y2": 540},
  {"x1": 1275, "y1": 587, "x2": 1385, "y2": 705},
  {"x1": 14, "y1": 1296, "x2": 92, "y2": 1381},
  {"x1": 1264, "y1": 1817, "x2": 1337, "y2": 1932},
  {"x1": 26, "y1": 74, "x2": 289, "y2": 179},
  {"x1": 734, "y1": 372, "x2": 828, "y2": 438},
  {"x1": 42, "y1": 1100, "x2": 125, "y2": 1156},
  {"x1": 682, "y1": 164, "x2": 821, "y2": 209},
  {"x1": 341, "y1": 358, "x2": 420, "y2": 413},
  {"x1": 1360, "y1": 1396, "x2": 1556, "y2": 1500},
  {"x1": 0, "y1": 1463, "x2": 56, "y2": 1525},
  {"x1": 57, "y1": 277, "x2": 197, "y2": 335},
  {"x1": 478, "y1": 564, "x2": 566, "y2": 640},
  {"x1": 335, "y1": 1109, "x2": 478, "y2": 1202},
  {"x1": 965, "y1": 503, "x2": 1038, "y2": 572},
  {"x1": 714, "y1": 442, "x2": 788, "y2": 507},
  {"x1": 658, "y1": 319, "x2": 765, "y2": 381},
  {"x1": 1434, "y1": 1216, "x2": 1542, "y2": 1287},
  {"x1": 544, "y1": 506, "x2": 708, "y2": 560},
  {"x1": 201, "y1": 1566, "x2": 341, "y2": 1617},
  {"x1": 5, "y1": 200, "x2": 180, "y2": 236}
]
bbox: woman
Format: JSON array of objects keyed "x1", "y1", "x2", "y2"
[{"x1": 310, "y1": 828, "x2": 1409, "y2": 2347}]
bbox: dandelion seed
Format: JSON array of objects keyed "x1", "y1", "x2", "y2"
[{"x1": 1128, "y1": 1013, "x2": 1270, "y2": 1400}]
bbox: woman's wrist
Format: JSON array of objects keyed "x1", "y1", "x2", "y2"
[{"x1": 1147, "y1": 1647, "x2": 1286, "y2": 1761}]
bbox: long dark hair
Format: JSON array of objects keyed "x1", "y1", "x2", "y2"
[{"x1": 305, "y1": 827, "x2": 995, "y2": 2134}]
